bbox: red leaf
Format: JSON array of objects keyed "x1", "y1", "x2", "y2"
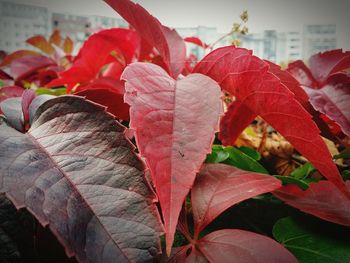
[
  {"x1": 0, "y1": 50, "x2": 40, "y2": 67},
  {"x1": 219, "y1": 100, "x2": 257, "y2": 145},
  {"x1": 26, "y1": 35, "x2": 55, "y2": 55},
  {"x1": 50, "y1": 28, "x2": 139, "y2": 92},
  {"x1": 49, "y1": 30, "x2": 62, "y2": 47},
  {"x1": 197, "y1": 229, "x2": 297, "y2": 263},
  {"x1": 274, "y1": 181, "x2": 350, "y2": 226},
  {"x1": 309, "y1": 49, "x2": 350, "y2": 85},
  {"x1": 192, "y1": 163, "x2": 281, "y2": 236},
  {"x1": 193, "y1": 46, "x2": 347, "y2": 195},
  {"x1": 184, "y1": 37, "x2": 209, "y2": 49},
  {"x1": 267, "y1": 61, "x2": 335, "y2": 140},
  {"x1": 104, "y1": 0, "x2": 186, "y2": 78},
  {"x1": 304, "y1": 73, "x2": 350, "y2": 137},
  {"x1": 122, "y1": 62, "x2": 223, "y2": 253},
  {"x1": 75, "y1": 88, "x2": 129, "y2": 120},
  {"x1": 0, "y1": 96, "x2": 163, "y2": 262}
]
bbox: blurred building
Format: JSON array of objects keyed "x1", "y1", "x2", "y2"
[
  {"x1": 302, "y1": 24, "x2": 336, "y2": 60},
  {"x1": 0, "y1": 0, "x2": 49, "y2": 52},
  {"x1": 0, "y1": 1, "x2": 128, "y2": 54},
  {"x1": 176, "y1": 26, "x2": 229, "y2": 59},
  {"x1": 240, "y1": 30, "x2": 302, "y2": 64}
]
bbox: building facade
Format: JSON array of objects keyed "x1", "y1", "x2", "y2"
[
  {"x1": 302, "y1": 24, "x2": 336, "y2": 60},
  {"x1": 0, "y1": 0, "x2": 49, "y2": 52}
]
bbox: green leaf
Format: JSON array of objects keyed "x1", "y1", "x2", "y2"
[
  {"x1": 334, "y1": 148, "x2": 350, "y2": 159},
  {"x1": 224, "y1": 146, "x2": 269, "y2": 174},
  {"x1": 275, "y1": 175, "x2": 309, "y2": 190},
  {"x1": 35, "y1": 87, "x2": 67, "y2": 96},
  {"x1": 273, "y1": 217, "x2": 350, "y2": 263},
  {"x1": 341, "y1": 170, "x2": 350, "y2": 181},
  {"x1": 238, "y1": 146, "x2": 261, "y2": 160},
  {"x1": 290, "y1": 162, "x2": 315, "y2": 179},
  {"x1": 206, "y1": 145, "x2": 230, "y2": 163}
]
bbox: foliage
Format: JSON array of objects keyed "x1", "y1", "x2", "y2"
[{"x1": 0, "y1": 0, "x2": 349, "y2": 262}]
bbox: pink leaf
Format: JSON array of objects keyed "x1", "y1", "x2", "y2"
[
  {"x1": 0, "y1": 96, "x2": 163, "y2": 262},
  {"x1": 304, "y1": 73, "x2": 350, "y2": 137},
  {"x1": 219, "y1": 100, "x2": 257, "y2": 145},
  {"x1": 197, "y1": 229, "x2": 297, "y2": 263},
  {"x1": 274, "y1": 181, "x2": 350, "y2": 226},
  {"x1": 122, "y1": 62, "x2": 223, "y2": 253},
  {"x1": 287, "y1": 60, "x2": 319, "y2": 88},
  {"x1": 192, "y1": 163, "x2": 281, "y2": 236},
  {"x1": 193, "y1": 46, "x2": 347, "y2": 196},
  {"x1": 104, "y1": 0, "x2": 186, "y2": 78},
  {"x1": 21, "y1": 89, "x2": 36, "y2": 125}
]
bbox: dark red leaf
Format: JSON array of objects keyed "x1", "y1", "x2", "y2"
[
  {"x1": 104, "y1": 0, "x2": 186, "y2": 78},
  {"x1": 219, "y1": 100, "x2": 257, "y2": 145},
  {"x1": 274, "y1": 181, "x2": 350, "y2": 226},
  {"x1": 192, "y1": 163, "x2": 281, "y2": 236},
  {"x1": 75, "y1": 88, "x2": 129, "y2": 120},
  {"x1": 184, "y1": 37, "x2": 209, "y2": 49},
  {"x1": 122, "y1": 62, "x2": 222, "y2": 253},
  {"x1": 193, "y1": 46, "x2": 348, "y2": 196},
  {"x1": 0, "y1": 96, "x2": 163, "y2": 262},
  {"x1": 303, "y1": 73, "x2": 350, "y2": 137},
  {"x1": 197, "y1": 229, "x2": 297, "y2": 263}
]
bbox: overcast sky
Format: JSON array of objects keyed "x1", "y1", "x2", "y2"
[{"x1": 11, "y1": 0, "x2": 350, "y2": 50}]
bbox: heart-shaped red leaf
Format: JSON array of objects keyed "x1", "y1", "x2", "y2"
[
  {"x1": 104, "y1": 0, "x2": 186, "y2": 78},
  {"x1": 193, "y1": 46, "x2": 347, "y2": 196},
  {"x1": 122, "y1": 62, "x2": 222, "y2": 253},
  {"x1": 191, "y1": 163, "x2": 281, "y2": 236},
  {"x1": 274, "y1": 181, "x2": 350, "y2": 226},
  {"x1": 0, "y1": 96, "x2": 163, "y2": 262}
]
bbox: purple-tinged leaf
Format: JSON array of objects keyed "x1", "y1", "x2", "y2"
[
  {"x1": 0, "y1": 97, "x2": 23, "y2": 132},
  {"x1": 21, "y1": 89, "x2": 36, "y2": 125},
  {"x1": 0, "y1": 96, "x2": 163, "y2": 263}
]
